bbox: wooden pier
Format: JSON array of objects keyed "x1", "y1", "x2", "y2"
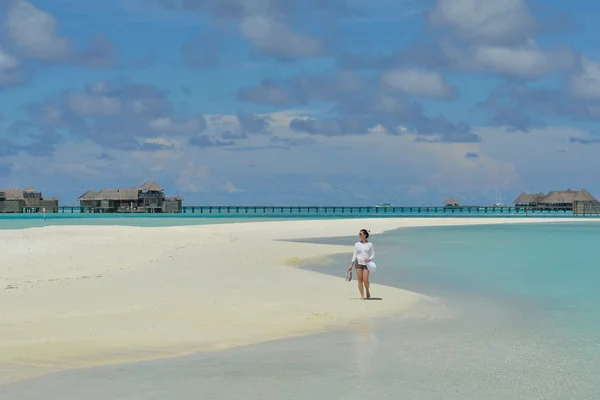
[{"x1": 48, "y1": 205, "x2": 585, "y2": 216}]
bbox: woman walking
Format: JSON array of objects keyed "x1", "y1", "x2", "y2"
[{"x1": 347, "y1": 229, "x2": 375, "y2": 300}]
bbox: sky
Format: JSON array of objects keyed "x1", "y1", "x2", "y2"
[{"x1": 1, "y1": 0, "x2": 600, "y2": 206}]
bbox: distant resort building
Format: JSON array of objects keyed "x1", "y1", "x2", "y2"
[
  {"x1": 443, "y1": 197, "x2": 460, "y2": 207},
  {"x1": 0, "y1": 187, "x2": 59, "y2": 213},
  {"x1": 513, "y1": 188, "x2": 600, "y2": 214},
  {"x1": 78, "y1": 181, "x2": 182, "y2": 213}
]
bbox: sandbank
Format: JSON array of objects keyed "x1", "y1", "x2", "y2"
[{"x1": 0, "y1": 216, "x2": 595, "y2": 386}]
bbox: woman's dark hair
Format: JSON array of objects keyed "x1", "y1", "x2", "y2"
[{"x1": 360, "y1": 229, "x2": 370, "y2": 238}]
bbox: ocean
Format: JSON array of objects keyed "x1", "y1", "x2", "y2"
[
  {"x1": 1, "y1": 221, "x2": 599, "y2": 399},
  {"x1": 0, "y1": 207, "x2": 586, "y2": 230},
  {"x1": 0, "y1": 215, "x2": 295, "y2": 230}
]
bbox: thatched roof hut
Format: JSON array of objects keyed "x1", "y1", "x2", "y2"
[
  {"x1": 0, "y1": 187, "x2": 41, "y2": 199},
  {"x1": 0, "y1": 187, "x2": 58, "y2": 212},
  {"x1": 443, "y1": 197, "x2": 460, "y2": 206},
  {"x1": 77, "y1": 188, "x2": 140, "y2": 202},
  {"x1": 573, "y1": 188, "x2": 598, "y2": 202},
  {"x1": 139, "y1": 181, "x2": 163, "y2": 191},
  {"x1": 78, "y1": 182, "x2": 164, "y2": 202},
  {"x1": 78, "y1": 189, "x2": 97, "y2": 200},
  {"x1": 0, "y1": 187, "x2": 56, "y2": 200},
  {"x1": 514, "y1": 188, "x2": 599, "y2": 207},
  {"x1": 97, "y1": 189, "x2": 140, "y2": 201},
  {"x1": 537, "y1": 189, "x2": 578, "y2": 205},
  {"x1": 0, "y1": 188, "x2": 25, "y2": 200},
  {"x1": 572, "y1": 188, "x2": 600, "y2": 214},
  {"x1": 513, "y1": 192, "x2": 545, "y2": 205}
]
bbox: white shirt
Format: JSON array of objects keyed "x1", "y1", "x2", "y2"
[{"x1": 351, "y1": 241, "x2": 375, "y2": 265}]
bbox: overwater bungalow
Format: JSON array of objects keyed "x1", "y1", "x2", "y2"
[
  {"x1": 513, "y1": 188, "x2": 600, "y2": 214},
  {"x1": 443, "y1": 197, "x2": 460, "y2": 207},
  {"x1": 0, "y1": 187, "x2": 59, "y2": 213},
  {"x1": 513, "y1": 192, "x2": 546, "y2": 207},
  {"x1": 78, "y1": 181, "x2": 182, "y2": 213}
]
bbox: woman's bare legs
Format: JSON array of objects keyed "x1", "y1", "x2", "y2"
[
  {"x1": 363, "y1": 268, "x2": 370, "y2": 299},
  {"x1": 355, "y1": 267, "x2": 370, "y2": 300},
  {"x1": 356, "y1": 267, "x2": 365, "y2": 300}
]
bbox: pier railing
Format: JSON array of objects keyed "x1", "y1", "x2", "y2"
[
  {"x1": 573, "y1": 204, "x2": 600, "y2": 216},
  {"x1": 38, "y1": 205, "x2": 583, "y2": 217}
]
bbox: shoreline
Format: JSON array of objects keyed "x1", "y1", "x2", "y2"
[
  {"x1": 1, "y1": 217, "x2": 597, "y2": 386},
  {"x1": 0, "y1": 213, "x2": 594, "y2": 231}
]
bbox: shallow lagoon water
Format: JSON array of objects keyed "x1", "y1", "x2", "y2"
[
  {"x1": 0, "y1": 216, "x2": 294, "y2": 230},
  {"x1": 2, "y1": 222, "x2": 599, "y2": 399}
]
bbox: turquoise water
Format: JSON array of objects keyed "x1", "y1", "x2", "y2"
[
  {"x1": 0, "y1": 209, "x2": 590, "y2": 230},
  {"x1": 0, "y1": 216, "x2": 303, "y2": 230},
  {"x1": 305, "y1": 221, "x2": 600, "y2": 338},
  {"x1": 320, "y1": 222, "x2": 600, "y2": 301},
  {"x1": 304, "y1": 222, "x2": 600, "y2": 397},
  {"x1": 2, "y1": 222, "x2": 599, "y2": 399}
]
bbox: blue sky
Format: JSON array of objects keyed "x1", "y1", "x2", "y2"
[{"x1": 1, "y1": 0, "x2": 600, "y2": 206}]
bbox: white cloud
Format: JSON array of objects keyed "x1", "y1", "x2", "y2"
[
  {"x1": 32, "y1": 104, "x2": 69, "y2": 127},
  {"x1": 4, "y1": 0, "x2": 70, "y2": 61},
  {"x1": 240, "y1": 16, "x2": 323, "y2": 60},
  {"x1": 175, "y1": 162, "x2": 211, "y2": 193},
  {"x1": 381, "y1": 68, "x2": 456, "y2": 99},
  {"x1": 224, "y1": 182, "x2": 244, "y2": 193},
  {"x1": 148, "y1": 116, "x2": 205, "y2": 135},
  {"x1": 6, "y1": 140, "x2": 128, "y2": 181},
  {"x1": 368, "y1": 124, "x2": 389, "y2": 134},
  {"x1": 44, "y1": 163, "x2": 101, "y2": 176},
  {"x1": 204, "y1": 114, "x2": 240, "y2": 134},
  {"x1": 0, "y1": 47, "x2": 19, "y2": 70},
  {"x1": 427, "y1": 1, "x2": 579, "y2": 80},
  {"x1": 5, "y1": 109, "x2": 599, "y2": 204},
  {"x1": 569, "y1": 56, "x2": 600, "y2": 100},
  {"x1": 428, "y1": 0, "x2": 536, "y2": 44},
  {"x1": 465, "y1": 41, "x2": 578, "y2": 79},
  {"x1": 475, "y1": 125, "x2": 597, "y2": 183},
  {"x1": 428, "y1": 143, "x2": 519, "y2": 192},
  {"x1": 87, "y1": 81, "x2": 111, "y2": 94},
  {"x1": 141, "y1": 137, "x2": 180, "y2": 149},
  {"x1": 332, "y1": 129, "x2": 519, "y2": 193},
  {"x1": 65, "y1": 92, "x2": 122, "y2": 116},
  {"x1": 0, "y1": 46, "x2": 20, "y2": 86}
]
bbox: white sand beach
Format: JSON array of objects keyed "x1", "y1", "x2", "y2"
[{"x1": 0, "y1": 217, "x2": 592, "y2": 385}]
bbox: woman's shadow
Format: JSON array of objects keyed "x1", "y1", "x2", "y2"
[{"x1": 351, "y1": 297, "x2": 383, "y2": 300}]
